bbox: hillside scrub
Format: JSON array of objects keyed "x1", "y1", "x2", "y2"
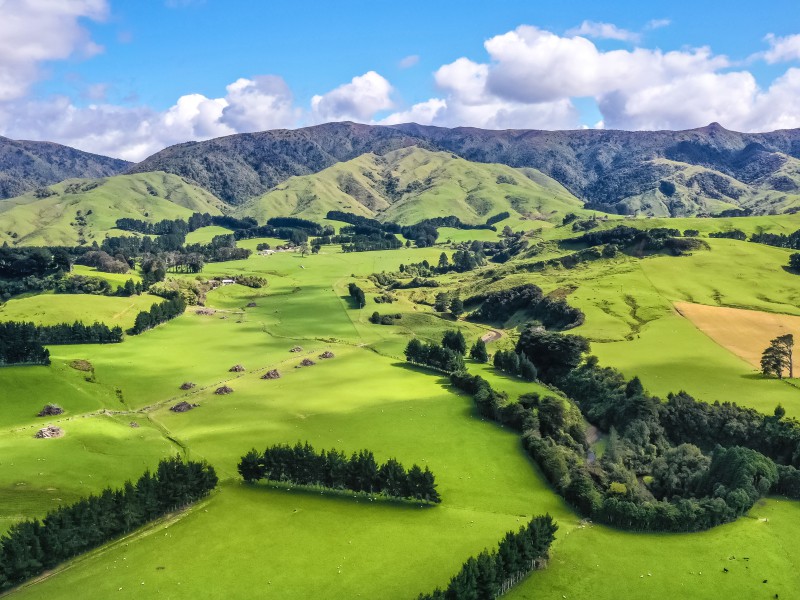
[{"x1": 467, "y1": 284, "x2": 585, "y2": 330}]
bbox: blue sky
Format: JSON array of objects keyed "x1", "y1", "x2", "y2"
[{"x1": 2, "y1": 0, "x2": 800, "y2": 159}]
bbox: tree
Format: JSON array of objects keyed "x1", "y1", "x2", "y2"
[
  {"x1": 299, "y1": 242, "x2": 310, "y2": 257},
  {"x1": 469, "y1": 339, "x2": 489, "y2": 363},
  {"x1": 450, "y1": 296, "x2": 464, "y2": 318},
  {"x1": 761, "y1": 334, "x2": 794, "y2": 379},
  {"x1": 434, "y1": 292, "x2": 450, "y2": 312},
  {"x1": 790, "y1": 253, "x2": 800, "y2": 271},
  {"x1": 442, "y1": 330, "x2": 467, "y2": 355},
  {"x1": 437, "y1": 252, "x2": 449, "y2": 271},
  {"x1": 237, "y1": 449, "x2": 264, "y2": 482}
]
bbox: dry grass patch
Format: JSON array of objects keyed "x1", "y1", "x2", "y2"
[{"x1": 675, "y1": 301, "x2": 800, "y2": 374}]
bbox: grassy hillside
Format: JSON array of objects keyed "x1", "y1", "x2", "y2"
[
  {"x1": 0, "y1": 171, "x2": 226, "y2": 247},
  {"x1": 239, "y1": 146, "x2": 587, "y2": 226}
]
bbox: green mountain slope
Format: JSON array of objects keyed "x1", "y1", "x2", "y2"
[
  {"x1": 608, "y1": 156, "x2": 800, "y2": 216},
  {"x1": 0, "y1": 171, "x2": 226, "y2": 247},
  {"x1": 239, "y1": 147, "x2": 585, "y2": 225}
]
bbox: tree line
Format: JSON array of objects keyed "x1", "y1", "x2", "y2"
[
  {"x1": 0, "y1": 456, "x2": 218, "y2": 591},
  {"x1": 238, "y1": 442, "x2": 440, "y2": 503},
  {"x1": 128, "y1": 296, "x2": 186, "y2": 335},
  {"x1": 409, "y1": 323, "x2": 800, "y2": 533},
  {"x1": 405, "y1": 336, "x2": 466, "y2": 373},
  {"x1": 416, "y1": 514, "x2": 557, "y2": 600},
  {"x1": 1, "y1": 320, "x2": 125, "y2": 366}
]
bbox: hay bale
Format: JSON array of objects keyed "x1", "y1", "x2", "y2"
[
  {"x1": 37, "y1": 404, "x2": 64, "y2": 417},
  {"x1": 298, "y1": 358, "x2": 316, "y2": 367},
  {"x1": 179, "y1": 382, "x2": 196, "y2": 390},
  {"x1": 229, "y1": 364, "x2": 245, "y2": 372},
  {"x1": 261, "y1": 369, "x2": 281, "y2": 380},
  {"x1": 290, "y1": 346, "x2": 303, "y2": 352},
  {"x1": 319, "y1": 351, "x2": 335, "y2": 359},
  {"x1": 214, "y1": 385, "x2": 234, "y2": 395},
  {"x1": 35, "y1": 426, "x2": 64, "y2": 439},
  {"x1": 170, "y1": 401, "x2": 198, "y2": 412}
]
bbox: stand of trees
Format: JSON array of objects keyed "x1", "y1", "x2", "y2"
[
  {"x1": 416, "y1": 515, "x2": 557, "y2": 600},
  {"x1": 128, "y1": 297, "x2": 186, "y2": 335},
  {"x1": 0, "y1": 456, "x2": 217, "y2": 591},
  {"x1": 572, "y1": 225, "x2": 705, "y2": 256},
  {"x1": 0, "y1": 320, "x2": 124, "y2": 365},
  {"x1": 0, "y1": 322, "x2": 50, "y2": 366},
  {"x1": 408, "y1": 324, "x2": 800, "y2": 533},
  {"x1": 238, "y1": 442, "x2": 440, "y2": 503},
  {"x1": 347, "y1": 282, "x2": 366, "y2": 308},
  {"x1": 493, "y1": 349, "x2": 537, "y2": 381},
  {"x1": 467, "y1": 284, "x2": 585, "y2": 330},
  {"x1": 405, "y1": 337, "x2": 466, "y2": 373}
]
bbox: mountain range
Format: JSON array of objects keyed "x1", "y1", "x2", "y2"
[{"x1": 2, "y1": 122, "x2": 800, "y2": 228}]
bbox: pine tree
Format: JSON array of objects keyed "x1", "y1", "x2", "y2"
[{"x1": 470, "y1": 339, "x2": 489, "y2": 363}]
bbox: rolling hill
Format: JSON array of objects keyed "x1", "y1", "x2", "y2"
[
  {"x1": 0, "y1": 137, "x2": 129, "y2": 200},
  {"x1": 0, "y1": 171, "x2": 225, "y2": 247},
  {"x1": 132, "y1": 122, "x2": 800, "y2": 216},
  {"x1": 238, "y1": 146, "x2": 585, "y2": 225}
]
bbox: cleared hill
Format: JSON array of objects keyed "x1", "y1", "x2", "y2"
[
  {"x1": 132, "y1": 122, "x2": 800, "y2": 216},
  {"x1": 238, "y1": 147, "x2": 585, "y2": 225},
  {"x1": 0, "y1": 137, "x2": 129, "y2": 200},
  {"x1": 0, "y1": 171, "x2": 225, "y2": 247}
]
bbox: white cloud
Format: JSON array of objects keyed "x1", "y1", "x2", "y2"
[
  {"x1": 484, "y1": 26, "x2": 728, "y2": 104},
  {"x1": 398, "y1": 55, "x2": 420, "y2": 69},
  {"x1": 220, "y1": 76, "x2": 300, "y2": 132},
  {"x1": 310, "y1": 71, "x2": 394, "y2": 122},
  {"x1": 0, "y1": 75, "x2": 301, "y2": 161},
  {"x1": 566, "y1": 20, "x2": 640, "y2": 43},
  {"x1": 760, "y1": 33, "x2": 800, "y2": 64},
  {"x1": 0, "y1": 0, "x2": 108, "y2": 101},
  {"x1": 645, "y1": 19, "x2": 671, "y2": 30}
]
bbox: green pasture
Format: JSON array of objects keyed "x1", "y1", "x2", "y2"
[
  {"x1": 4, "y1": 222, "x2": 800, "y2": 598},
  {"x1": 184, "y1": 225, "x2": 234, "y2": 244},
  {"x1": 0, "y1": 292, "x2": 157, "y2": 328}
]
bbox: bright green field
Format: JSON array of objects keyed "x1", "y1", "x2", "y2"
[
  {"x1": 184, "y1": 225, "x2": 234, "y2": 244},
  {"x1": 4, "y1": 227, "x2": 800, "y2": 598},
  {"x1": 70, "y1": 265, "x2": 142, "y2": 286},
  {"x1": 0, "y1": 292, "x2": 158, "y2": 329}
]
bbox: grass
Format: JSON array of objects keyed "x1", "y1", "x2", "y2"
[
  {"x1": 0, "y1": 292, "x2": 157, "y2": 328},
  {"x1": 0, "y1": 172, "x2": 224, "y2": 247},
  {"x1": 184, "y1": 225, "x2": 234, "y2": 244},
  {"x1": 4, "y1": 224, "x2": 800, "y2": 598}
]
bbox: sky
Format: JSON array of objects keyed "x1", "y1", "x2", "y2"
[{"x1": 1, "y1": 0, "x2": 800, "y2": 161}]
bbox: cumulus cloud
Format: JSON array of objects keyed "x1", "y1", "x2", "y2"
[
  {"x1": 566, "y1": 20, "x2": 641, "y2": 43},
  {"x1": 760, "y1": 33, "x2": 800, "y2": 64},
  {"x1": 0, "y1": 75, "x2": 302, "y2": 161},
  {"x1": 381, "y1": 24, "x2": 800, "y2": 133},
  {"x1": 0, "y1": 0, "x2": 108, "y2": 101},
  {"x1": 310, "y1": 71, "x2": 394, "y2": 123}
]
